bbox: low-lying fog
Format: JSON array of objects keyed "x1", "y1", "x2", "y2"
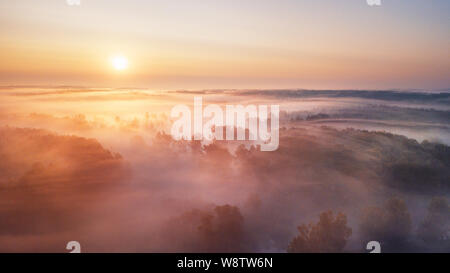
[{"x1": 0, "y1": 87, "x2": 448, "y2": 252}]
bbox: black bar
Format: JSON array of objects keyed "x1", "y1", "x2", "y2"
[{"x1": 0, "y1": 253, "x2": 445, "y2": 272}]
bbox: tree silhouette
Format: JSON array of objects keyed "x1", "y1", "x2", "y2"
[
  {"x1": 360, "y1": 197, "x2": 412, "y2": 251},
  {"x1": 417, "y1": 197, "x2": 449, "y2": 246},
  {"x1": 198, "y1": 205, "x2": 245, "y2": 252},
  {"x1": 287, "y1": 211, "x2": 352, "y2": 253}
]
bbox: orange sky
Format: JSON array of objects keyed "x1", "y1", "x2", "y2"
[{"x1": 0, "y1": 0, "x2": 449, "y2": 90}]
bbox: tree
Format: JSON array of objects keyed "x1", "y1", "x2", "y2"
[
  {"x1": 359, "y1": 197, "x2": 412, "y2": 251},
  {"x1": 287, "y1": 211, "x2": 352, "y2": 253},
  {"x1": 417, "y1": 197, "x2": 449, "y2": 246},
  {"x1": 167, "y1": 205, "x2": 246, "y2": 252},
  {"x1": 198, "y1": 205, "x2": 245, "y2": 252}
]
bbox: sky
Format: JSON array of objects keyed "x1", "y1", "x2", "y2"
[{"x1": 0, "y1": 0, "x2": 449, "y2": 90}]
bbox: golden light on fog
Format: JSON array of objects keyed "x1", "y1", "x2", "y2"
[{"x1": 111, "y1": 56, "x2": 129, "y2": 71}]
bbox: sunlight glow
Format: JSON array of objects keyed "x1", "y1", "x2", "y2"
[{"x1": 111, "y1": 56, "x2": 128, "y2": 71}]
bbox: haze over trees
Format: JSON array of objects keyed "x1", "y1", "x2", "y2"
[
  {"x1": 417, "y1": 197, "x2": 450, "y2": 251},
  {"x1": 0, "y1": 88, "x2": 449, "y2": 252},
  {"x1": 287, "y1": 211, "x2": 352, "y2": 253},
  {"x1": 359, "y1": 198, "x2": 412, "y2": 252}
]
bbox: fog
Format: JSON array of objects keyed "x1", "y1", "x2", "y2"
[{"x1": 0, "y1": 87, "x2": 448, "y2": 252}]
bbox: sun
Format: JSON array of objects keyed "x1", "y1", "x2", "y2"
[{"x1": 111, "y1": 56, "x2": 128, "y2": 71}]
